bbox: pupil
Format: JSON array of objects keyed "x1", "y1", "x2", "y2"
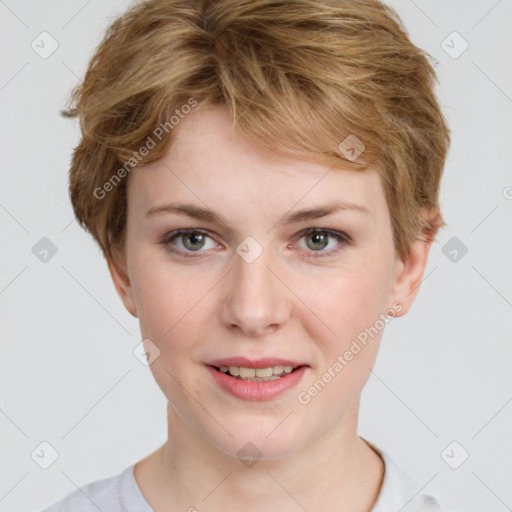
[
  {"x1": 308, "y1": 233, "x2": 328, "y2": 250},
  {"x1": 184, "y1": 233, "x2": 204, "y2": 250}
]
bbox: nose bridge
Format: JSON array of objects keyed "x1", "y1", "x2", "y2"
[{"x1": 220, "y1": 240, "x2": 291, "y2": 336}]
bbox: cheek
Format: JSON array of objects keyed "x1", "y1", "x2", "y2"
[
  {"x1": 130, "y1": 259, "x2": 215, "y2": 354},
  {"x1": 296, "y1": 257, "x2": 393, "y2": 344},
  {"x1": 295, "y1": 265, "x2": 391, "y2": 419},
  {"x1": 130, "y1": 265, "x2": 211, "y2": 404}
]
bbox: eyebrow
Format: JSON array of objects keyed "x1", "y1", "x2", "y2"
[{"x1": 145, "y1": 200, "x2": 372, "y2": 225}]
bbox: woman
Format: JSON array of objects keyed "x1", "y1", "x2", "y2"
[{"x1": 43, "y1": 0, "x2": 450, "y2": 510}]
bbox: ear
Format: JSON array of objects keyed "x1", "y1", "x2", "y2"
[
  {"x1": 107, "y1": 248, "x2": 138, "y2": 318},
  {"x1": 389, "y1": 209, "x2": 440, "y2": 317}
]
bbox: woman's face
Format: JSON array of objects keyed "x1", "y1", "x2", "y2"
[{"x1": 110, "y1": 107, "x2": 422, "y2": 460}]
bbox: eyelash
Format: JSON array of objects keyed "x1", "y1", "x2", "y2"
[{"x1": 159, "y1": 228, "x2": 351, "y2": 260}]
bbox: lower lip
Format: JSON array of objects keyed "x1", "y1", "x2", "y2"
[{"x1": 206, "y1": 365, "x2": 308, "y2": 401}]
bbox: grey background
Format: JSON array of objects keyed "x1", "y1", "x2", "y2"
[{"x1": 1, "y1": 1, "x2": 511, "y2": 511}]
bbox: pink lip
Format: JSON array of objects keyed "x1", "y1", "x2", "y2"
[
  {"x1": 205, "y1": 365, "x2": 308, "y2": 401},
  {"x1": 205, "y1": 357, "x2": 307, "y2": 368}
]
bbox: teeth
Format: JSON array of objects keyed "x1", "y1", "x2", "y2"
[
  {"x1": 218, "y1": 364, "x2": 300, "y2": 381},
  {"x1": 239, "y1": 367, "x2": 256, "y2": 378},
  {"x1": 255, "y1": 367, "x2": 273, "y2": 377},
  {"x1": 228, "y1": 366, "x2": 240, "y2": 376}
]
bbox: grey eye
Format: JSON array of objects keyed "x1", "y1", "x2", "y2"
[
  {"x1": 181, "y1": 233, "x2": 207, "y2": 251},
  {"x1": 304, "y1": 232, "x2": 330, "y2": 251}
]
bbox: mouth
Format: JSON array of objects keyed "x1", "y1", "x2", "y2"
[
  {"x1": 210, "y1": 364, "x2": 305, "y2": 382},
  {"x1": 205, "y1": 358, "x2": 309, "y2": 400}
]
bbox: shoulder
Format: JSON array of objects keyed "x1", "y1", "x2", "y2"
[
  {"x1": 40, "y1": 464, "x2": 153, "y2": 512},
  {"x1": 367, "y1": 442, "x2": 445, "y2": 512}
]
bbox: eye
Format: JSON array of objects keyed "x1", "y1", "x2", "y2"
[
  {"x1": 293, "y1": 228, "x2": 350, "y2": 258},
  {"x1": 159, "y1": 227, "x2": 351, "y2": 259},
  {"x1": 160, "y1": 229, "x2": 218, "y2": 257}
]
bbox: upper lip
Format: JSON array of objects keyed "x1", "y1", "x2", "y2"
[{"x1": 206, "y1": 357, "x2": 308, "y2": 369}]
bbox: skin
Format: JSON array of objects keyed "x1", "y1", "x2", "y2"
[{"x1": 108, "y1": 106, "x2": 436, "y2": 511}]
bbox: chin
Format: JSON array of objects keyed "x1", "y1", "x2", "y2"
[{"x1": 203, "y1": 415, "x2": 312, "y2": 462}]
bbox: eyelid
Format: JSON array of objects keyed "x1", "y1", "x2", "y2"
[{"x1": 295, "y1": 227, "x2": 351, "y2": 243}]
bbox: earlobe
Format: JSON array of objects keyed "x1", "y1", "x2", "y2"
[{"x1": 107, "y1": 251, "x2": 138, "y2": 318}]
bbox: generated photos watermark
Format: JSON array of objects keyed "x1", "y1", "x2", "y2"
[
  {"x1": 93, "y1": 97, "x2": 198, "y2": 200},
  {"x1": 297, "y1": 301, "x2": 403, "y2": 405}
]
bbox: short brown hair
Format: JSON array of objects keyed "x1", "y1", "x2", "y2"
[{"x1": 62, "y1": 0, "x2": 450, "y2": 262}]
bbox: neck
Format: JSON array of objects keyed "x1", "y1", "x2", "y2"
[{"x1": 135, "y1": 401, "x2": 384, "y2": 512}]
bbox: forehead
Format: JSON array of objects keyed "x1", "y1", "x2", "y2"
[{"x1": 128, "y1": 107, "x2": 386, "y2": 220}]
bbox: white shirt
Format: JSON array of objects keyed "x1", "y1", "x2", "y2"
[{"x1": 41, "y1": 446, "x2": 444, "y2": 511}]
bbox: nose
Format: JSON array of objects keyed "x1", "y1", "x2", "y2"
[{"x1": 220, "y1": 247, "x2": 292, "y2": 338}]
